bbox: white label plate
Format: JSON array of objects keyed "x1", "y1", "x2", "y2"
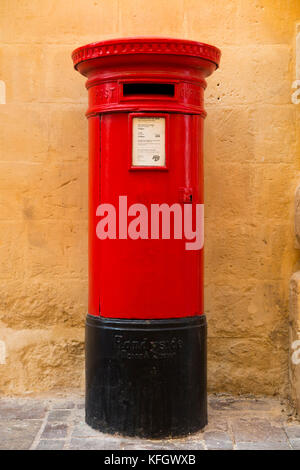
[{"x1": 132, "y1": 117, "x2": 166, "y2": 167}]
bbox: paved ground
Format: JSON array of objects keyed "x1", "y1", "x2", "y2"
[{"x1": 0, "y1": 394, "x2": 299, "y2": 450}]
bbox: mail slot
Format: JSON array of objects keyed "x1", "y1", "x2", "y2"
[
  {"x1": 123, "y1": 82, "x2": 175, "y2": 96},
  {"x1": 72, "y1": 37, "x2": 221, "y2": 438}
]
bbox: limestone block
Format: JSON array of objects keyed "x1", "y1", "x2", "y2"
[
  {"x1": 20, "y1": 162, "x2": 88, "y2": 221},
  {"x1": 118, "y1": 0, "x2": 185, "y2": 38},
  {"x1": 0, "y1": 44, "x2": 47, "y2": 103},
  {"x1": 253, "y1": 164, "x2": 297, "y2": 220},
  {"x1": 204, "y1": 107, "x2": 255, "y2": 163},
  {"x1": 205, "y1": 162, "x2": 256, "y2": 220},
  {"x1": 48, "y1": 105, "x2": 88, "y2": 161},
  {"x1": 0, "y1": 104, "x2": 49, "y2": 162},
  {"x1": 295, "y1": 185, "x2": 300, "y2": 249},
  {"x1": 25, "y1": 220, "x2": 88, "y2": 279},
  {"x1": 250, "y1": 105, "x2": 297, "y2": 164},
  {"x1": 289, "y1": 272, "x2": 300, "y2": 415},
  {"x1": 0, "y1": 0, "x2": 119, "y2": 44},
  {"x1": 180, "y1": 0, "x2": 237, "y2": 45},
  {"x1": 234, "y1": 0, "x2": 300, "y2": 45},
  {"x1": 0, "y1": 279, "x2": 87, "y2": 329},
  {"x1": 44, "y1": 46, "x2": 87, "y2": 103},
  {"x1": 206, "y1": 45, "x2": 291, "y2": 107},
  {"x1": 0, "y1": 326, "x2": 84, "y2": 395},
  {"x1": 205, "y1": 280, "x2": 287, "y2": 340},
  {"x1": 208, "y1": 336, "x2": 288, "y2": 396}
]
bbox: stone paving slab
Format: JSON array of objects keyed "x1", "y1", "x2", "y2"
[
  {"x1": 289, "y1": 439, "x2": 300, "y2": 450},
  {"x1": 203, "y1": 431, "x2": 233, "y2": 450},
  {"x1": 235, "y1": 441, "x2": 292, "y2": 450},
  {"x1": 230, "y1": 417, "x2": 288, "y2": 443},
  {"x1": 0, "y1": 399, "x2": 47, "y2": 420},
  {"x1": 0, "y1": 419, "x2": 43, "y2": 450},
  {"x1": 36, "y1": 439, "x2": 66, "y2": 450},
  {"x1": 41, "y1": 422, "x2": 69, "y2": 440},
  {"x1": 0, "y1": 394, "x2": 298, "y2": 450}
]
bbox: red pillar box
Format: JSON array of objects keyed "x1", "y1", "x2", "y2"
[{"x1": 72, "y1": 37, "x2": 221, "y2": 438}]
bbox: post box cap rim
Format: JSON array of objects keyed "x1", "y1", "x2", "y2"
[{"x1": 71, "y1": 36, "x2": 221, "y2": 70}]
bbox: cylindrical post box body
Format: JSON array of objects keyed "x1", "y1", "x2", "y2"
[{"x1": 72, "y1": 38, "x2": 220, "y2": 438}]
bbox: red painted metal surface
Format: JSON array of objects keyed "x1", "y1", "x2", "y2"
[{"x1": 72, "y1": 37, "x2": 220, "y2": 319}]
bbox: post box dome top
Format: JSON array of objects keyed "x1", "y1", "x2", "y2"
[{"x1": 72, "y1": 37, "x2": 221, "y2": 70}]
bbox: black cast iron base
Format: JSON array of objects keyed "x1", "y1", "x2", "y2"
[{"x1": 85, "y1": 314, "x2": 207, "y2": 438}]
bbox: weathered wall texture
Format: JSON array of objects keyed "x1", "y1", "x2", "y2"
[
  {"x1": 0, "y1": 0, "x2": 299, "y2": 397},
  {"x1": 289, "y1": 272, "x2": 300, "y2": 413}
]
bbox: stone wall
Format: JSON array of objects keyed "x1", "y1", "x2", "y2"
[{"x1": 0, "y1": 0, "x2": 299, "y2": 396}]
